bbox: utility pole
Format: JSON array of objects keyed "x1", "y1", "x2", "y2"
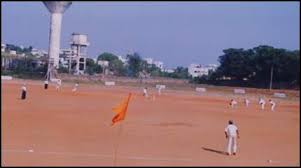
[{"x1": 269, "y1": 64, "x2": 274, "y2": 91}]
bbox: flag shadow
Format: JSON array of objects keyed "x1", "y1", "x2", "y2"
[{"x1": 202, "y1": 147, "x2": 227, "y2": 155}]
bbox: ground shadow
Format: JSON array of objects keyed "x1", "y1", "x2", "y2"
[{"x1": 202, "y1": 147, "x2": 227, "y2": 155}]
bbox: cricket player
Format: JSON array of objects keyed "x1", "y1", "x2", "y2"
[
  {"x1": 21, "y1": 84, "x2": 27, "y2": 100},
  {"x1": 244, "y1": 98, "x2": 250, "y2": 107},
  {"x1": 44, "y1": 80, "x2": 48, "y2": 89},
  {"x1": 259, "y1": 98, "x2": 266, "y2": 110},
  {"x1": 230, "y1": 99, "x2": 237, "y2": 108},
  {"x1": 143, "y1": 87, "x2": 148, "y2": 98},
  {"x1": 72, "y1": 82, "x2": 79, "y2": 92},
  {"x1": 158, "y1": 86, "x2": 162, "y2": 96},
  {"x1": 56, "y1": 79, "x2": 62, "y2": 90},
  {"x1": 269, "y1": 99, "x2": 276, "y2": 111},
  {"x1": 224, "y1": 120, "x2": 240, "y2": 156}
]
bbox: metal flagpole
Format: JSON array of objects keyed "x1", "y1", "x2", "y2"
[{"x1": 113, "y1": 123, "x2": 123, "y2": 166}]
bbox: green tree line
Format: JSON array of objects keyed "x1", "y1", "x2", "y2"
[{"x1": 192, "y1": 45, "x2": 299, "y2": 89}]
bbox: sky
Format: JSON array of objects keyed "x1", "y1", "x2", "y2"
[{"x1": 1, "y1": 2, "x2": 300, "y2": 68}]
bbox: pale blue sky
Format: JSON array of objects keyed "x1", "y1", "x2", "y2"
[{"x1": 2, "y1": 2, "x2": 300, "y2": 68}]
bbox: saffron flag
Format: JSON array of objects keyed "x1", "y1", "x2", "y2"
[{"x1": 112, "y1": 93, "x2": 132, "y2": 126}]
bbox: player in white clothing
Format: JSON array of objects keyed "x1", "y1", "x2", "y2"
[
  {"x1": 143, "y1": 87, "x2": 148, "y2": 98},
  {"x1": 21, "y1": 83, "x2": 27, "y2": 100},
  {"x1": 244, "y1": 98, "x2": 250, "y2": 107},
  {"x1": 229, "y1": 99, "x2": 237, "y2": 108},
  {"x1": 259, "y1": 98, "x2": 266, "y2": 110},
  {"x1": 269, "y1": 99, "x2": 276, "y2": 111},
  {"x1": 44, "y1": 80, "x2": 49, "y2": 90},
  {"x1": 72, "y1": 82, "x2": 79, "y2": 92},
  {"x1": 224, "y1": 120, "x2": 240, "y2": 156},
  {"x1": 158, "y1": 86, "x2": 162, "y2": 96},
  {"x1": 56, "y1": 79, "x2": 62, "y2": 90}
]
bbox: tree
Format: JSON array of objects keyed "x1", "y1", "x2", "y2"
[
  {"x1": 110, "y1": 60, "x2": 125, "y2": 76},
  {"x1": 170, "y1": 66, "x2": 189, "y2": 79},
  {"x1": 207, "y1": 45, "x2": 300, "y2": 89},
  {"x1": 217, "y1": 48, "x2": 256, "y2": 81},
  {"x1": 126, "y1": 52, "x2": 144, "y2": 77},
  {"x1": 97, "y1": 52, "x2": 119, "y2": 62},
  {"x1": 97, "y1": 52, "x2": 125, "y2": 75},
  {"x1": 85, "y1": 58, "x2": 102, "y2": 75}
]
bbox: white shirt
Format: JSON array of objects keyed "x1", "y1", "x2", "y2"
[
  {"x1": 143, "y1": 88, "x2": 147, "y2": 94},
  {"x1": 225, "y1": 124, "x2": 238, "y2": 137},
  {"x1": 44, "y1": 81, "x2": 48, "y2": 84},
  {"x1": 21, "y1": 86, "x2": 27, "y2": 91},
  {"x1": 259, "y1": 99, "x2": 265, "y2": 105},
  {"x1": 269, "y1": 101, "x2": 276, "y2": 106}
]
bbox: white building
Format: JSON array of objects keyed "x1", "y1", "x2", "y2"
[
  {"x1": 143, "y1": 57, "x2": 164, "y2": 70},
  {"x1": 59, "y1": 57, "x2": 69, "y2": 68},
  {"x1": 188, "y1": 64, "x2": 218, "y2": 78},
  {"x1": 31, "y1": 48, "x2": 39, "y2": 55},
  {"x1": 98, "y1": 60, "x2": 109, "y2": 67},
  {"x1": 117, "y1": 55, "x2": 127, "y2": 64},
  {"x1": 1, "y1": 44, "x2": 6, "y2": 52},
  {"x1": 154, "y1": 61, "x2": 164, "y2": 70},
  {"x1": 31, "y1": 48, "x2": 47, "y2": 57},
  {"x1": 9, "y1": 50, "x2": 17, "y2": 55},
  {"x1": 163, "y1": 68, "x2": 175, "y2": 73},
  {"x1": 144, "y1": 58, "x2": 153, "y2": 64},
  {"x1": 60, "y1": 48, "x2": 72, "y2": 56}
]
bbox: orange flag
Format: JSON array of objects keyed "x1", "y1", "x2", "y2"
[{"x1": 112, "y1": 93, "x2": 132, "y2": 126}]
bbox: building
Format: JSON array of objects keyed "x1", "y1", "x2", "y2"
[
  {"x1": 163, "y1": 68, "x2": 175, "y2": 73},
  {"x1": 143, "y1": 57, "x2": 164, "y2": 70},
  {"x1": 144, "y1": 58, "x2": 153, "y2": 64},
  {"x1": 154, "y1": 61, "x2": 164, "y2": 70},
  {"x1": 31, "y1": 48, "x2": 39, "y2": 56},
  {"x1": 31, "y1": 48, "x2": 48, "y2": 57},
  {"x1": 117, "y1": 55, "x2": 127, "y2": 64},
  {"x1": 188, "y1": 63, "x2": 218, "y2": 78},
  {"x1": 1, "y1": 44, "x2": 6, "y2": 52},
  {"x1": 9, "y1": 50, "x2": 17, "y2": 55},
  {"x1": 56, "y1": 33, "x2": 90, "y2": 74}
]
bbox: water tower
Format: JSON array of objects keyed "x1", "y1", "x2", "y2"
[
  {"x1": 43, "y1": 1, "x2": 72, "y2": 80},
  {"x1": 69, "y1": 33, "x2": 89, "y2": 75}
]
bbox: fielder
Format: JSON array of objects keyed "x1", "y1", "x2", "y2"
[
  {"x1": 259, "y1": 98, "x2": 266, "y2": 110},
  {"x1": 244, "y1": 98, "x2": 250, "y2": 107},
  {"x1": 224, "y1": 120, "x2": 240, "y2": 156},
  {"x1": 229, "y1": 99, "x2": 237, "y2": 108},
  {"x1": 72, "y1": 82, "x2": 79, "y2": 92},
  {"x1": 143, "y1": 87, "x2": 148, "y2": 98},
  {"x1": 44, "y1": 80, "x2": 48, "y2": 89},
  {"x1": 56, "y1": 79, "x2": 62, "y2": 90},
  {"x1": 21, "y1": 84, "x2": 27, "y2": 100},
  {"x1": 158, "y1": 86, "x2": 162, "y2": 96},
  {"x1": 269, "y1": 99, "x2": 276, "y2": 111}
]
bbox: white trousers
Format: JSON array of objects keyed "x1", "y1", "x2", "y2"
[
  {"x1": 261, "y1": 103, "x2": 265, "y2": 110},
  {"x1": 227, "y1": 136, "x2": 237, "y2": 154},
  {"x1": 271, "y1": 104, "x2": 275, "y2": 111}
]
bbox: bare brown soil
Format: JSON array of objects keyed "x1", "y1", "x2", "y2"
[{"x1": 2, "y1": 79, "x2": 299, "y2": 166}]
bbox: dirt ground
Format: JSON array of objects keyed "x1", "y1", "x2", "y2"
[{"x1": 1, "y1": 79, "x2": 300, "y2": 166}]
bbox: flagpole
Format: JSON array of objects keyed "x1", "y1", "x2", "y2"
[{"x1": 113, "y1": 123, "x2": 123, "y2": 166}]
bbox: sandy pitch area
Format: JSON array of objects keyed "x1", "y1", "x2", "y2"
[{"x1": 2, "y1": 79, "x2": 300, "y2": 166}]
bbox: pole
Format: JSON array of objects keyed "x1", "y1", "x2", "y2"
[
  {"x1": 269, "y1": 64, "x2": 274, "y2": 91},
  {"x1": 69, "y1": 52, "x2": 72, "y2": 74},
  {"x1": 113, "y1": 123, "x2": 123, "y2": 166}
]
